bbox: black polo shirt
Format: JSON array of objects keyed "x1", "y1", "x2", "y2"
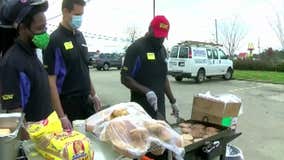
[
  {"x1": 0, "y1": 39, "x2": 53, "y2": 122},
  {"x1": 121, "y1": 36, "x2": 168, "y2": 118},
  {"x1": 43, "y1": 24, "x2": 90, "y2": 97}
]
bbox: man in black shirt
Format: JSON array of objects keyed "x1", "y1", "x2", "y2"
[
  {"x1": 121, "y1": 15, "x2": 180, "y2": 160},
  {"x1": 43, "y1": 0, "x2": 101, "y2": 130},
  {"x1": 0, "y1": 0, "x2": 52, "y2": 122},
  {"x1": 121, "y1": 15, "x2": 179, "y2": 120}
]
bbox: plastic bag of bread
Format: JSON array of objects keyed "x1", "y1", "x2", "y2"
[
  {"x1": 35, "y1": 131, "x2": 93, "y2": 160},
  {"x1": 87, "y1": 102, "x2": 185, "y2": 160},
  {"x1": 100, "y1": 117, "x2": 150, "y2": 158},
  {"x1": 86, "y1": 102, "x2": 151, "y2": 137},
  {"x1": 25, "y1": 111, "x2": 63, "y2": 141},
  {"x1": 144, "y1": 120, "x2": 184, "y2": 160}
]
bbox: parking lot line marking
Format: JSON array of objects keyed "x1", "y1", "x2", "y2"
[{"x1": 229, "y1": 86, "x2": 263, "y2": 93}]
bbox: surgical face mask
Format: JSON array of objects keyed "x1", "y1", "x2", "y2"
[
  {"x1": 32, "y1": 32, "x2": 50, "y2": 49},
  {"x1": 70, "y1": 15, "x2": 82, "y2": 29}
]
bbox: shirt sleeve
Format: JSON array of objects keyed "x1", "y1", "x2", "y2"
[
  {"x1": 0, "y1": 62, "x2": 21, "y2": 109},
  {"x1": 121, "y1": 44, "x2": 142, "y2": 78},
  {"x1": 43, "y1": 38, "x2": 56, "y2": 75}
]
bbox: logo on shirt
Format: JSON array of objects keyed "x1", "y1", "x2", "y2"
[
  {"x1": 64, "y1": 41, "x2": 74, "y2": 50},
  {"x1": 146, "y1": 52, "x2": 156, "y2": 60},
  {"x1": 2, "y1": 94, "x2": 14, "y2": 101}
]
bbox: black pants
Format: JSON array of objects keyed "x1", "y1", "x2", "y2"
[{"x1": 60, "y1": 94, "x2": 95, "y2": 122}]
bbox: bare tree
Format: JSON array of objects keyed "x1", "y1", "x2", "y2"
[
  {"x1": 219, "y1": 17, "x2": 247, "y2": 56},
  {"x1": 269, "y1": 13, "x2": 284, "y2": 49},
  {"x1": 123, "y1": 25, "x2": 142, "y2": 52},
  {"x1": 126, "y1": 25, "x2": 139, "y2": 43}
]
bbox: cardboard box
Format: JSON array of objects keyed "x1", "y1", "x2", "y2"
[{"x1": 191, "y1": 96, "x2": 241, "y2": 127}]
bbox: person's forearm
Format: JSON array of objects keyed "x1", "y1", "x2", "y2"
[
  {"x1": 90, "y1": 82, "x2": 96, "y2": 97},
  {"x1": 121, "y1": 76, "x2": 150, "y2": 94},
  {"x1": 48, "y1": 76, "x2": 65, "y2": 118},
  {"x1": 165, "y1": 77, "x2": 176, "y2": 104}
]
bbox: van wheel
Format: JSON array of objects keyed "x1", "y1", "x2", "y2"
[
  {"x1": 175, "y1": 76, "x2": 183, "y2": 82},
  {"x1": 195, "y1": 69, "x2": 205, "y2": 83},
  {"x1": 223, "y1": 68, "x2": 233, "y2": 80},
  {"x1": 103, "y1": 63, "x2": 110, "y2": 71}
]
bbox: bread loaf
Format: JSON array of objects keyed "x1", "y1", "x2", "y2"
[
  {"x1": 182, "y1": 139, "x2": 192, "y2": 147},
  {"x1": 144, "y1": 122, "x2": 171, "y2": 142},
  {"x1": 129, "y1": 128, "x2": 149, "y2": 149},
  {"x1": 193, "y1": 138, "x2": 203, "y2": 143},
  {"x1": 182, "y1": 134, "x2": 193, "y2": 141},
  {"x1": 109, "y1": 108, "x2": 129, "y2": 120},
  {"x1": 0, "y1": 128, "x2": 11, "y2": 135},
  {"x1": 106, "y1": 120, "x2": 149, "y2": 158}
]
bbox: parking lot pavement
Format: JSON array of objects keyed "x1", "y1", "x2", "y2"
[{"x1": 90, "y1": 69, "x2": 284, "y2": 160}]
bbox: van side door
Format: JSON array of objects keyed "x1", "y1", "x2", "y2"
[
  {"x1": 218, "y1": 49, "x2": 231, "y2": 74},
  {"x1": 206, "y1": 48, "x2": 215, "y2": 75},
  {"x1": 211, "y1": 48, "x2": 221, "y2": 74}
]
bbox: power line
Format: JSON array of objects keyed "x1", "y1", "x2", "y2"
[
  {"x1": 46, "y1": 23, "x2": 131, "y2": 42},
  {"x1": 47, "y1": 14, "x2": 62, "y2": 21}
]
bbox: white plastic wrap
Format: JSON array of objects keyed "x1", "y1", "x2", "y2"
[
  {"x1": 197, "y1": 91, "x2": 243, "y2": 115},
  {"x1": 86, "y1": 102, "x2": 185, "y2": 159}
]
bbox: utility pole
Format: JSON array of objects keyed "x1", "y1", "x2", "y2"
[
  {"x1": 215, "y1": 19, "x2": 218, "y2": 44},
  {"x1": 258, "y1": 37, "x2": 261, "y2": 54},
  {"x1": 153, "y1": 0, "x2": 155, "y2": 18}
]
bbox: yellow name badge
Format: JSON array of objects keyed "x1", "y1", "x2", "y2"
[
  {"x1": 2, "y1": 94, "x2": 14, "y2": 101},
  {"x1": 147, "y1": 52, "x2": 155, "y2": 60},
  {"x1": 64, "y1": 41, "x2": 74, "y2": 50}
]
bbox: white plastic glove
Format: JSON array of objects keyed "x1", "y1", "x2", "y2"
[
  {"x1": 146, "y1": 91, "x2": 158, "y2": 111},
  {"x1": 171, "y1": 102, "x2": 179, "y2": 117}
]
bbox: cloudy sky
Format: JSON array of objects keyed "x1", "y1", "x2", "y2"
[{"x1": 45, "y1": 0, "x2": 284, "y2": 53}]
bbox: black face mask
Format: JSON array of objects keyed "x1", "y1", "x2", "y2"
[{"x1": 149, "y1": 37, "x2": 165, "y2": 49}]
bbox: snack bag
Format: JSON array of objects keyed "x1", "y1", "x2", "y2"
[
  {"x1": 36, "y1": 148, "x2": 62, "y2": 160},
  {"x1": 35, "y1": 131, "x2": 94, "y2": 160},
  {"x1": 25, "y1": 111, "x2": 63, "y2": 141}
]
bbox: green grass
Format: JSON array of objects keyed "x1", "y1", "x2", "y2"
[{"x1": 233, "y1": 70, "x2": 284, "y2": 84}]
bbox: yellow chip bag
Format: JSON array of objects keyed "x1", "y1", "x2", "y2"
[
  {"x1": 26, "y1": 111, "x2": 63, "y2": 141},
  {"x1": 35, "y1": 131, "x2": 93, "y2": 160},
  {"x1": 36, "y1": 148, "x2": 62, "y2": 160}
]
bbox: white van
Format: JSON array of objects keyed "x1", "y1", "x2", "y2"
[{"x1": 167, "y1": 41, "x2": 233, "y2": 83}]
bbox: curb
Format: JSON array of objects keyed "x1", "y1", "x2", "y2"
[{"x1": 232, "y1": 78, "x2": 284, "y2": 85}]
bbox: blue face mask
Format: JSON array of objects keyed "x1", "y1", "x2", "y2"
[{"x1": 70, "y1": 15, "x2": 82, "y2": 29}]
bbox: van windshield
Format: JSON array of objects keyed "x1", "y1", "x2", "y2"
[{"x1": 170, "y1": 46, "x2": 179, "y2": 58}]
